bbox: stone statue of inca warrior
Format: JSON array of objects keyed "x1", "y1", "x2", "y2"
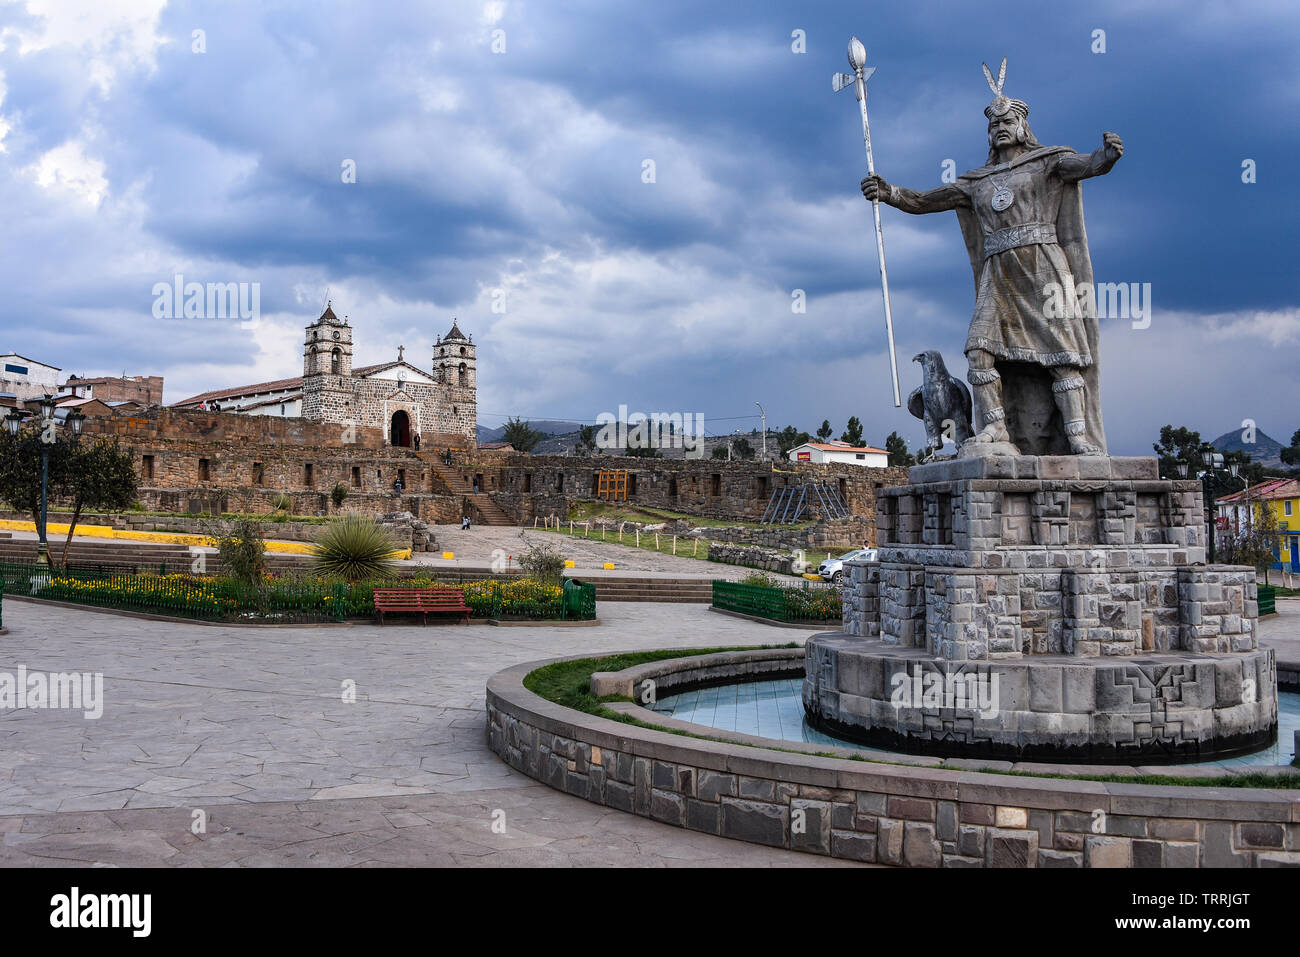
[{"x1": 861, "y1": 58, "x2": 1124, "y2": 456}]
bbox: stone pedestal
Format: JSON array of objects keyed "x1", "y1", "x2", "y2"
[{"x1": 804, "y1": 455, "x2": 1278, "y2": 762}]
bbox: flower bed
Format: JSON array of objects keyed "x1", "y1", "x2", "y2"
[{"x1": 0, "y1": 562, "x2": 593, "y2": 623}]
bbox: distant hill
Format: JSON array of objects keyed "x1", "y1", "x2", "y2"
[
  {"x1": 1210, "y1": 428, "x2": 1287, "y2": 469},
  {"x1": 477, "y1": 420, "x2": 586, "y2": 445},
  {"x1": 523, "y1": 428, "x2": 784, "y2": 459}
]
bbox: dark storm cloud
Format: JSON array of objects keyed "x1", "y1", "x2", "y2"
[{"x1": 0, "y1": 0, "x2": 1295, "y2": 452}]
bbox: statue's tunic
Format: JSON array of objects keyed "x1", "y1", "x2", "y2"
[{"x1": 960, "y1": 152, "x2": 1092, "y2": 367}]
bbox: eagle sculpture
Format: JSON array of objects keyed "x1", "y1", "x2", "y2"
[{"x1": 907, "y1": 350, "x2": 974, "y2": 457}]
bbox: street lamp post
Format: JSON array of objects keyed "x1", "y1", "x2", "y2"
[
  {"x1": 754, "y1": 402, "x2": 766, "y2": 460},
  {"x1": 1182, "y1": 451, "x2": 1240, "y2": 565},
  {"x1": 35, "y1": 395, "x2": 58, "y2": 566},
  {"x1": 3, "y1": 399, "x2": 81, "y2": 567}
]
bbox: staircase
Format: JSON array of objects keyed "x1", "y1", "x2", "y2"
[
  {"x1": 420, "y1": 453, "x2": 474, "y2": 494},
  {"x1": 419, "y1": 453, "x2": 516, "y2": 526},
  {"x1": 577, "y1": 575, "x2": 714, "y2": 603},
  {"x1": 468, "y1": 494, "x2": 513, "y2": 526},
  {"x1": 403, "y1": 567, "x2": 714, "y2": 602},
  {"x1": 0, "y1": 539, "x2": 313, "y2": 575}
]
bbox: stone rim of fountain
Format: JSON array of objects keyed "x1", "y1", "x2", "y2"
[{"x1": 487, "y1": 651, "x2": 1300, "y2": 868}]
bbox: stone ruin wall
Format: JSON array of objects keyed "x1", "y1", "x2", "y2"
[
  {"x1": 77, "y1": 407, "x2": 465, "y2": 523},
  {"x1": 448, "y1": 453, "x2": 909, "y2": 531},
  {"x1": 71, "y1": 409, "x2": 908, "y2": 531}
]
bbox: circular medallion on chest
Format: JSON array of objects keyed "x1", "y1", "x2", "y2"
[{"x1": 989, "y1": 175, "x2": 1015, "y2": 211}]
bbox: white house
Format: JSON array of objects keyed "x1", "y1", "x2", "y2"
[
  {"x1": 0, "y1": 353, "x2": 60, "y2": 401},
  {"x1": 787, "y1": 441, "x2": 889, "y2": 468}
]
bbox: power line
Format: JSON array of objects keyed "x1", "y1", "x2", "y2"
[{"x1": 476, "y1": 410, "x2": 765, "y2": 425}]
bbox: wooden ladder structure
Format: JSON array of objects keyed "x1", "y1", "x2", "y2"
[{"x1": 760, "y1": 482, "x2": 850, "y2": 524}]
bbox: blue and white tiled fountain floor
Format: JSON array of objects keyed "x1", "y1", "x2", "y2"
[{"x1": 649, "y1": 679, "x2": 1300, "y2": 769}]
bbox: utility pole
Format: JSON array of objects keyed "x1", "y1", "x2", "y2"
[{"x1": 755, "y1": 401, "x2": 766, "y2": 459}]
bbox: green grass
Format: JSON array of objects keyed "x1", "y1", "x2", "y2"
[
  {"x1": 523, "y1": 649, "x2": 1300, "y2": 789},
  {"x1": 535, "y1": 523, "x2": 850, "y2": 573},
  {"x1": 523, "y1": 646, "x2": 796, "y2": 716},
  {"x1": 564, "y1": 500, "x2": 815, "y2": 531},
  {"x1": 536, "y1": 524, "x2": 713, "y2": 562}
]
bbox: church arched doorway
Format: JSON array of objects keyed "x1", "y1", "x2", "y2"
[{"x1": 390, "y1": 410, "x2": 412, "y2": 448}]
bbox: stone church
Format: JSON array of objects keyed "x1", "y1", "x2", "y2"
[{"x1": 173, "y1": 304, "x2": 478, "y2": 448}]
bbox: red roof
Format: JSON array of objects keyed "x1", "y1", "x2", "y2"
[
  {"x1": 795, "y1": 442, "x2": 888, "y2": 454},
  {"x1": 173, "y1": 375, "x2": 304, "y2": 407},
  {"x1": 171, "y1": 361, "x2": 430, "y2": 408},
  {"x1": 1216, "y1": 478, "x2": 1298, "y2": 505}
]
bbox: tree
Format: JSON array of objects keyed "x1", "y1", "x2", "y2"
[
  {"x1": 710, "y1": 445, "x2": 729, "y2": 460},
  {"x1": 0, "y1": 427, "x2": 73, "y2": 538},
  {"x1": 840, "y1": 416, "x2": 864, "y2": 446},
  {"x1": 209, "y1": 517, "x2": 269, "y2": 587},
  {"x1": 732, "y1": 437, "x2": 755, "y2": 460},
  {"x1": 1152, "y1": 424, "x2": 1264, "y2": 504},
  {"x1": 884, "y1": 431, "x2": 916, "y2": 468},
  {"x1": 1221, "y1": 495, "x2": 1281, "y2": 586},
  {"x1": 501, "y1": 416, "x2": 544, "y2": 453},
  {"x1": 517, "y1": 537, "x2": 566, "y2": 585},
  {"x1": 816, "y1": 420, "x2": 833, "y2": 441},
  {"x1": 331, "y1": 482, "x2": 349, "y2": 509},
  {"x1": 1153, "y1": 425, "x2": 1211, "y2": 481},
  {"x1": 575, "y1": 424, "x2": 597, "y2": 455},
  {"x1": 776, "y1": 425, "x2": 811, "y2": 457},
  {"x1": 1280, "y1": 429, "x2": 1300, "y2": 467},
  {"x1": 624, "y1": 441, "x2": 661, "y2": 458},
  {"x1": 59, "y1": 438, "x2": 138, "y2": 568}
]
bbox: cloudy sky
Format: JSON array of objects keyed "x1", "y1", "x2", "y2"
[{"x1": 0, "y1": 0, "x2": 1296, "y2": 454}]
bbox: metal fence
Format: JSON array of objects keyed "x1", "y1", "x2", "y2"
[
  {"x1": 712, "y1": 579, "x2": 843, "y2": 623},
  {"x1": 461, "y1": 579, "x2": 596, "y2": 620}
]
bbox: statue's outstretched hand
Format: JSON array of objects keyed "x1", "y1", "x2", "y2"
[
  {"x1": 1102, "y1": 132, "x2": 1123, "y2": 163},
  {"x1": 861, "y1": 173, "x2": 888, "y2": 203}
]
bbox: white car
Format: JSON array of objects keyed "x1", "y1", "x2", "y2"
[{"x1": 818, "y1": 547, "x2": 878, "y2": 584}]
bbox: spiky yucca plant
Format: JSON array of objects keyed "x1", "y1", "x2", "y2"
[{"x1": 310, "y1": 516, "x2": 399, "y2": 582}]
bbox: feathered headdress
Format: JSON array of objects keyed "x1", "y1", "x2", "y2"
[{"x1": 982, "y1": 57, "x2": 1029, "y2": 120}]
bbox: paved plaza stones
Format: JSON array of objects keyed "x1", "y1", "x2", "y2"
[
  {"x1": 0, "y1": 592, "x2": 1295, "y2": 867},
  {"x1": 0, "y1": 599, "x2": 851, "y2": 867}
]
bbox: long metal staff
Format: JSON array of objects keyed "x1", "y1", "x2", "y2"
[{"x1": 835, "y1": 37, "x2": 901, "y2": 407}]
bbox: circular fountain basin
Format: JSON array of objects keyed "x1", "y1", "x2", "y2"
[{"x1": 802, "y1": 632, "x2": 1278, "y2": 764}]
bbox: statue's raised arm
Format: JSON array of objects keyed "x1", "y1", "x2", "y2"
[
  {"x1": 1055, "y1": 132, "x2": 1124, "y2": 183},
  {"x1": 861, "y1": 174, "x2": 970, "y2": 214}
]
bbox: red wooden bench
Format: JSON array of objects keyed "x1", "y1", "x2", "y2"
[{"x1": 373, "y1": 586, "x2": 471, "y2": 625}]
